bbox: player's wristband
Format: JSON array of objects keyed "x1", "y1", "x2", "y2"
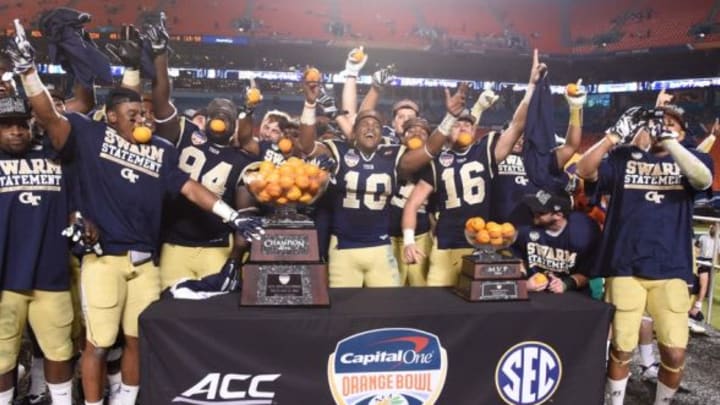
[
  {"x1": 212, "y1": 200, "x2": 236, "y2": 223},
  {"x1": 154, "y1": 104, "x2": 177, "y2": 124},
  {"x1": 562, "y1": 276, "x2": 578, "y2": 292},
  {"x1": 694, "y1": 301, "x2": 703, "y2": 310},
  {"x1": 300, "y1": 102, "x2": 316, "y2": 126},
  {"x1": 402, "y1": 229, "x2": 416, "y2": 247},
  {"x1": 437, "y1": 113, "x2": 457, "y2": 137},
  {"x1": 21, "y1": 69, "x2": 45, "y2": 97}
]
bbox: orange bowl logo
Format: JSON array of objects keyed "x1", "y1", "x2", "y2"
[{"x1": 328, "y1": 328, "x2": 447, "y2": 405}]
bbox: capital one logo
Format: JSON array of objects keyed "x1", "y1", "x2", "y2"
[
  {"x1": 495, "y1": 341, "x2": 562, "y2": 405},
  {"x1": 172, "y1": 373, "x2": 280, "y2": 404},
  {"x1": 18, "y1": 192, "x2": 41, "y2": 206},
  {"x1": 120, "y1": 168, "x2": 139, "y2": 183},
  {"x1": 644, "y1": 191, "x2": 665, "y2": 204}
]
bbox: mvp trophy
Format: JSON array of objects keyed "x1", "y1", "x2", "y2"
[
  {"x1": 455, "y1": 225, "x2": 527, "y2": 301},
  {"x1": 240, "y1": 160, "x2": 329, "y2": 306}
]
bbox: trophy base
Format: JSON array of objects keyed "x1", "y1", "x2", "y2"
[
  {"x1": 461, "y1": 255, "x2": 524, "y2": 280},
  {"x1": 454, "y1": 274, "x2": 528, "y2": 301},
  {"x1": 241, "y1": 263, "x2": 329, "y2": 306},
  {"x1": 250, "y1": 228, "x2": 320, "y2": 262}
]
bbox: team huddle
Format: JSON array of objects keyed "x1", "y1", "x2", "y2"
[{"x1": 0, "y1": 10, "x2": 715, "y2": 405}]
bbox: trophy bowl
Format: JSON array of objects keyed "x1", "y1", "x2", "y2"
[
  {"x1": 464, "y1": 220, "x2": 517, "y2": 261},
  {"x1": 243, "y1": 158, "x2": 331, "y2": 226}
]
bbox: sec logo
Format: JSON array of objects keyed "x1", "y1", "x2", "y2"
[{"x1": 495, "y1": 341, "x2": 562, "y2": 405}]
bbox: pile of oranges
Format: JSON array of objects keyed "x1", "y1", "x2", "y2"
[
  {"x1": 245, "y1": 157, "x2": 329, "y2": 205},
  {"x1": 464, "y1": 216, "x2": 516, "y2": 247}
]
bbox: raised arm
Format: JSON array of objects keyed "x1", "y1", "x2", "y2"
[
  {"x1": 7, "y1": 20, "x2": 71, "y2": 150},
  {"x1": 397, "y1": 83, "x2": 469, "y2": 179},
  {"x1": 341, "y1": 46, "x2": 367, "y2": 123},
  {"x1": 555, "y1": 79, "x2": 586, "y2": 167},
  {"x1": 493, "y1": 49, "x2": 545, "y2": 163},
  {"x1": 146, "y1": 13, "x2": 181, "y2": 143}
]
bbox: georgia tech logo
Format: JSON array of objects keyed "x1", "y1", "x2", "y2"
[
  {"x1": 495, "y1": 341, "x2": 562, "y2": 405},
  {"x1": 120, "y1": 168, "x2": 139, "y2": 183},
  {"x1": 328, "y1": 328, "x2": 448, "y2": 405},
  {"x1": 515, "y1": 176, "x2": 529, "y2": 186},
  {"x1": 172, "y1": 372, "x2": 280, "y2": 404},
  {"x1": 644, "y1": 191, "x2": 665, "y2": 204},
  {"x1": 18, "y1": 192, "x2": 41, "y2": 206}
]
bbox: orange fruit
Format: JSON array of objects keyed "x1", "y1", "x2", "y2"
[
  {"x1": 350, "y1": 47, "x2": 365, "y2": 62},
  {"x1": 501, "y1": 223, "x2": 515, "y2": 238},
  {"x1": 456, "y1": 132, "x2": 473, "y2": 147},
  {"x1": 566, "y1": 83, "x2": 579, "y2": 96},
  {"x1": 265, "y1": 182, "x2": 282, "y2": 198},
  {"x1": 532, "y1": 272, "x2": 548, "y2": 286},
  {"x1": 465, "y1": 217, "x2": 486, "y2": 233},
  {"x1": 248, "y1": 178, "x2": 266, "y2": 194},
  {"x1": 490, "y1": 237, "x2": 504, "y2": 246},
  {"x1": 305, "y1": 164, "x2": 320, "y2": 177},
  {"x1": 316, "y1": 171, "x2": 328, "y2": 183},
  {"x1": 475, "y1": 230, "x2": 491, "y2": 244},
  {"x1": 406, "y1": 137, "x2": 423, "y2": 150},
  {"x1": 286, "y1": 157, "x2": 303, "y2": 166},
  {"x1": 132, "y1": 126, "x2": 152, "y2": 143},
  {"x1": 305, "y1": 67, "x2": 321, "y2": 82},
  {"x1": 266, "y1": 172, "x2": 280, "y2": 184},
  {"x1": 308, "y1": 178, "x2": 321, "y2": 193},
  {"x1": 286, "y1": 186, "x2": 302, "y2": 201},
  {"x1": 246, "y1": 87, "x2": 262, "y2": 105},
  {"x1": 259, "y1": 161, "x2": 275, "y2": 173},
  {"x1": 278, "y1": 138, "x2": 293, "y2": 154},
  {"x1": 486, "y1": 222, "x2": 501, "y2": 238},
  {"x1": 279, "y1": 175, "x2": 295, "y2": 190},
  {"x1": 257, "y1": 190, "x2": 271, "y2": 203},
  {"x1": 209, "y1": 119, "x2": 226, "y2": 133},
  {"x1": 276, "y1": 196, "x2": 288, "y2": 205},
  {"x1": 295, "y1": 175, "x2": 310, "y2": 190},
  {"x1": 299, "y1": 192, "x2": 313, "y2": 203}
]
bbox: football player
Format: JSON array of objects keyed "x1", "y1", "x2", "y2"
[
  {"x1": 7, "y1": 20, "x2": 263, "y2": 405},
  {"x1": 402, "y1": 49, "x2": 544, "y2": 286},
  {"x1": 389, "y1": 117, "x2": 433, "y2": 286},
  {"x1": 0, "y1": 95, "x2": 74, "y2": 405},
  {"x1": 576, "y1": 102, "x2": 713, "y2": 405},
  {"x1": 295, "y1": 76, "x2": 463, "y2": 287},
  {"x1": 512, "y1": 190, "x2": 601, "y2": 293},
  {"x1": 148, "y1": 27, "x2": 260, "y2": 288}
]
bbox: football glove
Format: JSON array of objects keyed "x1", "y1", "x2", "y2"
[{"x1": 5, "y1": 19, "x2": 36, "y2": 74}]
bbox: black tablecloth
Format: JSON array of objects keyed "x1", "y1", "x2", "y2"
[{"x1": 140, "y1": 288, "x2": 613, "y2": 405}]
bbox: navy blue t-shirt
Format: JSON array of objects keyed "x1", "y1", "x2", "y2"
[
  {"x1": 419, "y1": 134, "x2": 498, "y2": 249},
  {"x1": 512, "y1": 211, "x2": 600, "y2": 277},
  {"x1": 325, "y1": 140, "x2": 404, "y2": 249},
  {"x1": 61, "y1": 112, "x2": 190, "y2": 255},
  {"x1": 491, "y1": 152, "x2": 539, "y2": 227},
  {"x1": 0, "y1": 144, "x2": 69, "y2": 290},
  {"x1": 162, "y1": 119, "x2": 258, "y2": 247},
  {"x1": 585, "y1": 145, "x2": 713, "y2": 283}
]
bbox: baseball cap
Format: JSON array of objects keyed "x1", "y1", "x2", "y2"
[
  {"x1": 523, "y1": 190, "x2": 571, "y2": 215},
  {"x1": 0, "y1": 95, "x2": 32, "y2": 120}
]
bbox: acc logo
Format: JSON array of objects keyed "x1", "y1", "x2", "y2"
[
  {"x1": 18, "y1": 192, "x2": 41, "y2": 206},
  {"x1": 644, "y1": 191, "x2": 665, "y2": 204},
  {"x1": 172, "y1": 372, "x2": 280, "y2": 404},
  {"x1": 328, "y1": 328, "x2": 447, "y2": 405},
  {"x1": 438, "y1": 152, "x2": 454, "y2": 167},
  {"x1": 495, "y1": 341, "x2": 562, "y2": 405},
  {"x1": 344, "y1": 150, "x2": 360, "y2": 168},
  {"x1": 191, "y1": 131, "x2": 207, "y2": 146},
  {"x1": 120, "y1": 168, "x2": 139, "y2": 183}
]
